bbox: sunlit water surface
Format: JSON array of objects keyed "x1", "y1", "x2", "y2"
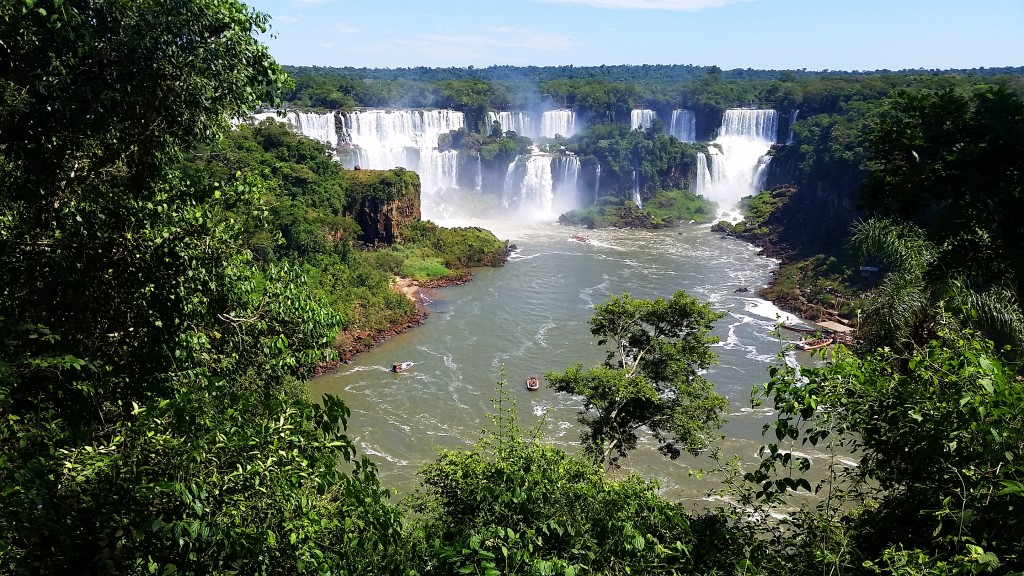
[{"x1": 310, "y1": 219, "x2": 837, "y2": 503}]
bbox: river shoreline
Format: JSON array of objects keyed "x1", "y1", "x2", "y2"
[
  {"x1": 310, "y1": 220, "x2": 821, "y2": 379},
  {"x1": 311, "y1": 273, "x2": 474, "y2": 378}
]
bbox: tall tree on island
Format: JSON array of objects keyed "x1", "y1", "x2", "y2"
[{"x1": 547, "y1": 291, "x2": 726, "y2": 467}]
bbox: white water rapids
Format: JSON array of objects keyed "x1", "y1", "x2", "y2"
[{"x1": 695, "y1": 109, "x2": 779, "y2": 222}]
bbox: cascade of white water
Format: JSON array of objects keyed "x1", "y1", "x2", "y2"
[
  {"x1": 289, "y1": 111, "x2": 338, "y2": 147},
  {"x1": 696, "y1": 109, "x2": 778, "y2": 222},
  {"x1": 487, "y1": 111, "x2": 535, "y2": 139},
  {"x1": 786, "y1": 109, "x2": 799, "y2": 144},
  {"x1": 669, "y1": 109, "x2": 696, "y2": 142},
  {"x1": 631, "y1": 109, "x2": 656, "y2": 131},
  {"x1": 250, "y1": 111, "x2": 280, "y2": 124},
  {"x1": 521, "y1": 155, "x2": 555, "y2": 215},
  {"x1": 475, "y1": 155, "x2": 483, "y2": 194},
  {"x1": 554, "y1": 156, "x2": 580, "y2": 207},
  {"x1": 693, "y1": 152, "x2": 712, "y2": 197},
  {"x1": 343, "y1": 109, "x2": 465, "y2": 195},
  {"x1": 417, "y1": 149, "x2": 461, "y2": 194},
  {"x1": 502, "y1": 153, "x2": 572, "y2": 216},
  {"x1": 540, "y1": 110, "x2": 576, "y2": 139},
  {"x1": 502, "y1": 158, "x2": 520, "y2": 207},
  {"x1": 249, "y1": 111, "x2": 338, "y2": 148},
  {"x1": 593, "y1": 164, "x2": 601, "y2": 204},
  {"x1": 631, "y1": 170, "x2": 643, "y2": 209},
  {"x1": 719, "y1": 108, "x2": 778, "y2": 141}
]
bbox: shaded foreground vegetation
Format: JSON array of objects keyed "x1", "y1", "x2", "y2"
[{"x1": 2, "y1": 1, "x2": 1024, "y2": 575}]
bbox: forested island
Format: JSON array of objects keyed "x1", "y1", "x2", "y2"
[{"x1": 2, "y1": 1, "x2": 1024, "y2": 575}]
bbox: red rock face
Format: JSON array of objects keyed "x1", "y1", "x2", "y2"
[{"x1": 345, "y1": 168, "x2": 421, "y2": 246}]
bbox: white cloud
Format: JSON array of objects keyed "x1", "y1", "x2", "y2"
[
  {"x1": 365, "y1": 27, "x2": 574, "y2": 65},
  {"x1": 335, "y1": 21, "x2": 359, "y2": 34},
  {"x1": 536, "y1": 0, "x2": 745, "y2": 10},
  {"x1": 491, "y1": 27, "x2": 573, "y2": 51}
]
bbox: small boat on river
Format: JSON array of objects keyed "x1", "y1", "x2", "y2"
[
  {"x1": 391, "y1": 361, "x2": 414, "y2": 373},
  {"x1": 569, "y1": 234, "x2": 590, "y2": 244},
  {"x1": 782, "y1": 323, "x2": 819, "y2": 334},
  {"x1": 525, "y1": 376, "x2": 540, "y2": 391},
  {"x1": 795, "y1": 337, "x2": 833, "y2": 351}
]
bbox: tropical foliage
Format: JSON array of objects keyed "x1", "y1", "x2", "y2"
[
  {"x1": 407, "y1": 384, "x2": 750, "y2": 576},
  {"x1": 852, "y1": 218, "x2": 1024, "y2": 354},
  {"x1": 5, "y1": 1, "x2": 1024, "y2": 575},
  {"x1": 546, "y1": 291, "x2": 726, "y2": 466},
  {"x1": 859, "y1": 87, "x2": 1024, "y2": 306},
  {"x1": 559, "y1": 189, "x2": 714, "y2": 229},
  {"x1": 751, "y1": 326, "x2": 1024, "y2": 574}
]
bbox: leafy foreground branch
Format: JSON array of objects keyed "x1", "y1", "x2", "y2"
[
  {"x1": 547, "y1": 291, "x2": 727, "y2": 467},
  {"x1": 405, "y1": 382, "x2": 752, "y2": 576},
  {"x1": 746, "y1": 326, "x2": 1024, "y2": 575}
]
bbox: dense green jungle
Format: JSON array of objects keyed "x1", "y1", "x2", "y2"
[{"x1": 2, "y1": 1, "x2": 1024, "y2": 575}]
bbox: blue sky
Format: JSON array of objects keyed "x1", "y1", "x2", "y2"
[{"x1": 245, "y1": 0, "x2": 1023, "y2": 71}]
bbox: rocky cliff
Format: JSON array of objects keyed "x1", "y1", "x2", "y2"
[
  {"x1": 344, "y1": 168, "x2": 421, "y2": 246},
  {"x1": 762, "y1": 143, "x2": 864, "y2": 258}
]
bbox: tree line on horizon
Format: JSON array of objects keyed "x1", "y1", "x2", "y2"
[{"x1": 280, "y1": 62, "x2": 1024, "y2": 120}]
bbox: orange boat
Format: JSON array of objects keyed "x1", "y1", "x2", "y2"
[
  {"x1": 525, "y1": 376, "x2": 540, "y2": 391},
  {"x1": 795, "y1": 337, "x2": 833, "y2": 351},
  {"x1": 569, "y1": 234, "x2": 590, "y2": 243}
]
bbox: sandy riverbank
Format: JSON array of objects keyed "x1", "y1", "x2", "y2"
[{"x1": 311, "y1": 273, "x2": 473, "y2": 377}]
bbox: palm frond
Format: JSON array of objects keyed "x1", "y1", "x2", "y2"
[
  {"x1": 946, "y1": 280, "x2": 1024, "y2": 353},
  {"x1": 861, "y1": 271, "x2": 931, "y2": 352},
  {"x1": 851, "y1": 218, "x2": 936, "y2": 277}
]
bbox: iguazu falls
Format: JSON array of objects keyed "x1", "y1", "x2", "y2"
[
  {"x1": 251, "y1": 104, "x2": 780, "y2": 222},
  {"x1": 5, "y1": 0, "x2": 1024, "y2": 574}
]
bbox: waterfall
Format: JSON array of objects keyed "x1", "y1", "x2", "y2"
[
  {"x1": 631, "y1": 109, "x2": 656, "y2": 131},
  {"x1": 593, "y1": 164, "x2": 601, "y2": 204},
  {"x1": 554, "y1": 156, "x2": 580, "y2": 208},
  {"x1": 719, "y1": 108, "x2": 778, "y2": 140},
  {"x1": 487, "y1": 111, "x2": 535, "y2": 139},
  {"x1": 417, "y1": 149, "x2": 461, "y2": 195},
  {"x1": 669, "y1": 109, "x2": 696, "y2": 142},
  {"x1": 693, "y1": 152, "x2": 712, "y2": 197},
  {"x1": 502, "y1": 159, "x2": 520, "y2": 208},
  {"x1": 695, "y1": 109, "x2": 778, "y2": 222},
  {"x1": 540, "y1": 110, "x2": 576, "y2": 139},
  {"x1": 288, "y1": 112, "x2": 338, "y2": 147},
  {"x1": 502, "y1": 153, "x2": 577, "y2": 217},
  {"x1": 519, "y1": 155, "x2": 555, "y2": 215},
  {"x1": 631, "y1": 169, "x2": 643, "y2": 209},
  {"x1": 475, "y1": 155, "x2": 483, "y2": 194},
  {"x1": 523, "y1": 156, "x2": 555, "y2": 214},
  {"x1": 342, "y1": 109, "x2": 464, "y2": 196},
  {"x1": 786, "y1": 109, "x2": 799, "y2": 144},
  {"x1": 250, "y1": 110, "x2": 338, "y2": 148}
]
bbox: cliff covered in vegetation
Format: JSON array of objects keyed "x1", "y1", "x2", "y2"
[{"x1": 344, "y1": 168, "x2": 421, "y2": 246}]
